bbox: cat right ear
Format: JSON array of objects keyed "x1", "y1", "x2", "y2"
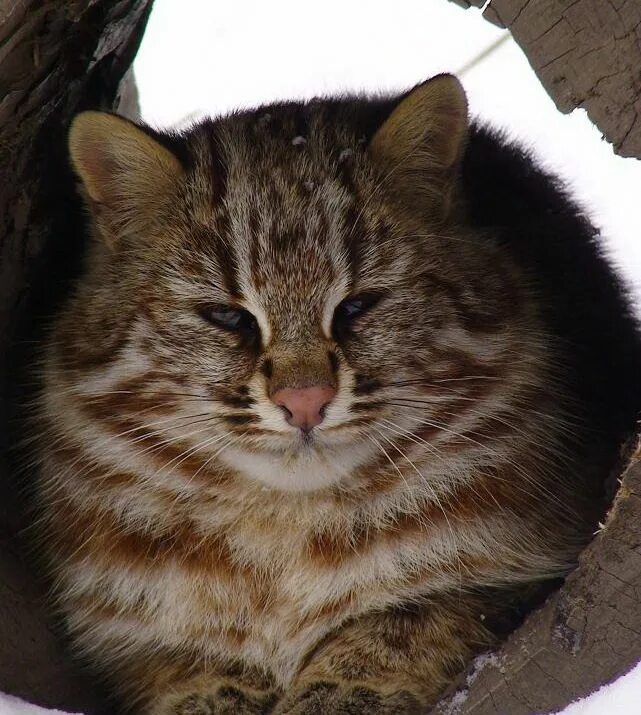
[
  {"x1": 368, "y1": 74, "x2": 468, "y2": 220},
  {"x1": 68, "y1": 111, "x2": 185, "y2": 245}
]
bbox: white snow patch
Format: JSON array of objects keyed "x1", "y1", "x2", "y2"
[
  {"x1": 0, "y1": 693, "x2": 81, "y2": 715},
  {"x1": 466, "y1": 650, "x2": 503, "y2": 686},
  {"x1": 555, "y1": 660, "x2": 641, "y2": 714},
  {"x1": 440, "y1": 651, "x2": 503, "y2": 714},
  {"x1": 442, "y1": 688, "x2": 468, "y2": 715}
]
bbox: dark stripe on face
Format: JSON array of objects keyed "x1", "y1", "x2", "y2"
[
  {"x1": 213, "y1": 230, "x2": 241, "y2": 298},
  {"x1": 350, "y1": 400, "x2": 384, "y2": 413},
  {"x1": 224, "y1": 414, "x2": 256, "y2": 426},
  {"x1": 261, "y1": 359, "x2": 273, "y2": 380},
  {"x1": 248, "y1": 207, "x2": 265, "y2": 289},
  {"x1": 423, "y1": 273, "x2": 508, "y2": 333},
  {"x1": 342, "y1": 202, "x2": 366, "y2": 284},
  {"x1": 353, "y1": 374, "x2": 381, "y2": 396},
  {"x1": 61, "y1": 319, "x2": 131, "y2": 372},
  {"x1": 208, "y1": 128, "x2": 228, "y2": 206},
  {"x1": 206, "y1": 132, "x2": 239, "y2": 298},
  {"x1": 271, "y1": 226, "x2": 298, "y2": 256},
  {"x1": 219, "y1": 393, "x2": 254, "y2": 409}
]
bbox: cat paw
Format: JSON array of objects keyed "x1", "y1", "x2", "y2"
[
  {"x1": 275, "y1": 681, "x2": 422, "y2": 715},
  {"x1": 163, "y1": 685, "x2": 277, "y2": 714}
]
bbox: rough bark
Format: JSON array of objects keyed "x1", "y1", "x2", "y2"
[
  {"x1": 432, "y1": 440, "x2": 641, "y2": 714},
  {"x1": 451, "y1": 0, "x2": 641, "y2": 157},
  {"x1": 0, "y1": 1, "x2": 151, "y2": 712}
]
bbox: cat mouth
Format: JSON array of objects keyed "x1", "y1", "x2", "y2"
[
  {"x1": 222, "y1": 413, "x2": 374, "y2": 462},
  {"x1": 298, "y1": 429, "x2": 316, "y2": 448},
  {"x1": 274, "y1": 422, "x2": 366, "y2": 452},
  {"x1": 227, "y1": 420, "x2": 369, "y2": 461},
  {"x1": 219, "y1": 426, "x2": 376, "y2": 492},
  {"x1": 261, "y1": 427, "x2": 328, "y2": 454}
]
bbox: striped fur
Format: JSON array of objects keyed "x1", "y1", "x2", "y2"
[{"x1": 32, "y1": 75, "x2": 639, "y2": 713}]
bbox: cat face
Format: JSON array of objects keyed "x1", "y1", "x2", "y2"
[{"x1": 57, "y1": 76, "x2": 537, "y2": 492}]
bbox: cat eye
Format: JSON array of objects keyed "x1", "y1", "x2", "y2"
[
  {"x1": 199, "y1": 304, "x2": 258, "y2": 336},
  {"x1": 332, "y1": 292, "x2": 381, "y2": 338}
]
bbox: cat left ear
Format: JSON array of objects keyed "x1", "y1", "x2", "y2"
[
  {"x1": 368, "y1": 74, "x2": 468, "y2": 218},
  {"x1": 68, "y1": 111, "x2": 185, "y2": 245}
]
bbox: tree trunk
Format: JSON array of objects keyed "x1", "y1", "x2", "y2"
[
  {"x1": 432, "y1": 441, "x2": 641, "y2": 714},
  {"x1": 0, "y1": 1, "x2": 639, "y2": 713},
  {"x1": 451, "y1": 0, "x2": 641, "y2": 157},
  {"x1": 0, "y1": 2, "x2": 152, "y2": 712}
]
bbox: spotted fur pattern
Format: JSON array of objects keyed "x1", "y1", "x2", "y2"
[{"x1": 32, "y1": 75, "x2": 641, "y2": 713}]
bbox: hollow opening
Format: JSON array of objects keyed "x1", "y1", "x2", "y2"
[{"x1": 1, "y1": 2, "x2": 640, "y2": 714}]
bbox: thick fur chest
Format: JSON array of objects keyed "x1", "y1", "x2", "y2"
[
  {"x1": 53, "y1": 513, "x2": 406, "y2": 686},
  {"x1": 46, "y1": 471, "x2": 481, "y2": 688},
  {"x1": 42, "y1": 436, "x2": 579, "y2": 692}
]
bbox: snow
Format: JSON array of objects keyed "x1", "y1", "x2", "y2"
[
  {"x1": 0, "y1": 693, "x2": 80, "y2": 715},
  {"x1": 442, "y1": 689, "x2": 469, "y2": 715},
  {"x1": 556, "y1": 660, "x2": 641, "y2": 714},
  {"x1": 465, "y1": 651, "x2": 504, "y2": 686}
]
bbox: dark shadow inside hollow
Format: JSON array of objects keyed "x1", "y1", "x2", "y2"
[
  {"x1": 0, "y1": 2, "x2": 152, "y2": 712},
  {"x1": 2, "y1": 109, "x2": 108, "y2": 715}
]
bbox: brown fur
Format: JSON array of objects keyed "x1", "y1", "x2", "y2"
[{"x1": 31, "y1": 75, "x2": 631, "y2": 713}]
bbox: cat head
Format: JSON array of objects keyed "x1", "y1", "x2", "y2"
[{"x1": 57, "y1": 74, "x2": 536, "y2": 493}]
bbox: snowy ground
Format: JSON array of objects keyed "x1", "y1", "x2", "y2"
[
  {"x1": 0, "y1": 693, "x2": 78, "y2": 715},
  {"x1": 5, "y1": 1, "x2": 639, "y2": 713}
]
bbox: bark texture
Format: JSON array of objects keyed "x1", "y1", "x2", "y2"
[
  {"x1": 451, "y1": 0, "x2": 641, "y2": 157},
  {"x1": 432, "y1": 441, "x2": 641, "y2": 714},
  {"x1": 0, "y1": 1, "x2": 151, "y2": 712}
]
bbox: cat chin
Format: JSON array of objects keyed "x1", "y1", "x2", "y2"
[{"x1": 218, "y1": 440, "x2": 375, "y2": 492}]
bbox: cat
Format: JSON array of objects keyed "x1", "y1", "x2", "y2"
[{"x1": 32, "y1": 73, "x2": 641, "y2": 714}]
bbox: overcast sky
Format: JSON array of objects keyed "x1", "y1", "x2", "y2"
[{"x1": 134, "y1": 0, "x2": 641, "y2": 310}]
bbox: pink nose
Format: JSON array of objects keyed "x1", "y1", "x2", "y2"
[{"x1": 271, "y1": 385, "x2": 337, "y2": 432}]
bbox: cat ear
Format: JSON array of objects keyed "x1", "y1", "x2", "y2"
[
  {"x1": 68, "y1": 111, "x2": 185, "y2": 245},
  {"x1": 368, "y1": 74, "x2": 468, "y2": 218}
]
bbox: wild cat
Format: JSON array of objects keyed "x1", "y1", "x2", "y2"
[{"x1": 33, "y1": 74, "x2": 641, "y2": 714}]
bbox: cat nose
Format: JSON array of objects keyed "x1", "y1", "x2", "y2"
[{"x1": 271, "y1": 385, "x2": 337, "y2": 432}]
